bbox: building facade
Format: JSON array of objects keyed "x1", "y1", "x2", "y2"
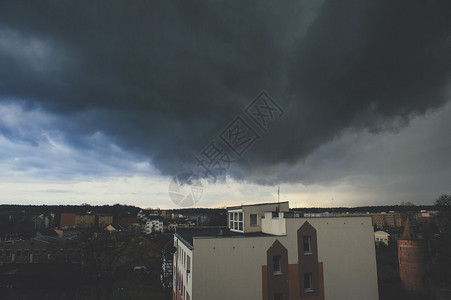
[
  {"x1": 173, "y1": 202, "x2": 379, "y2": 300},
  {"x1": 0, "y1": 236, "x2": 84, "y2": 264},
  {"x1": 144, "y1": 218, "x2": 164, "y2": 234},
  {"x1": 371, "y1": 212, "x2": 402, "y2": 228},
  {"x1": 375, "y1": 231, "x2": 390, "y2": 246}
]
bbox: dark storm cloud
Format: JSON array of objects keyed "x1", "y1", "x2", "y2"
[{"x1": 0, "y1": 0, "x2": 450, "y2": 182}]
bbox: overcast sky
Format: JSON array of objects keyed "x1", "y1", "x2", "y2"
[{"x1": 1, "y1": 0, "x2": 450, "y2": 208}]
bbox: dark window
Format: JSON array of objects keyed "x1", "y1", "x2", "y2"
[
  {"x1": 6, "y1": 250, "x2": 11, "y2": 256},
  {"x1": 0, "y1": 250, "x2": 3, "y2": 257},
  {"x1": 273, "y1": 255, "x2": 282, "y2": 274},
  {"x1": 250, "y1": 214, "x2": 258, "y2": 226},
  {"x1": 16, "y1": 250, "x2": 21, "y2": 256},
  {"x1": 274, "y1": 293, "x2": 283, "y2": 300},
  {"x1": 272, "y1": 212, "x2": 279, "y2": 219},
  {"x1": 303, "y1": 236, "x2": 311, "y2": 253},
  {"x1": 24, "y1": 250, "x2": 29, "y2": 257},
  {"x1": 35, "y1": 250, "x2": 40, "y2": 255},
  {"x1": 304, "y1": 273, "x2": 312, "y2": 291}
]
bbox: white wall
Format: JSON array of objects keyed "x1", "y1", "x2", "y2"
[
  {"x1": 261, "y1": 212, "x2": 286, "y2": 235},
  {"x1": 173, "y1": 237, "x2": 193, "y2": 299}
]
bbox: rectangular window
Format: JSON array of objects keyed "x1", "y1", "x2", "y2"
[
  {"x1": 274, "y1": 293, "x2": 283, "y2": 300},
  {"x1": 250, "y1": 214, "x2": 258, "y2": 226},
  {"x1": 303, "y1": 236, "x2": 311, "y2": 254},
  {"x1": 0, "y1": 250, "x2": 3, "y2": 257},
  {"x1": 187, "y1": 255, "x2": 191, "y2": 272},
  {"x1": 24, "y1": 250, "x2": 29, "y2": 257},
  {"x1": 304, "y1": 273, "x2": 312, "y2": 291},
  {"x1": 272, "y1": 212, "x2": 279, "y2": 219},
  {"x1": 229, "y1": 211, "x2": 244, "y2": 232},
  {"x1": 273, "y1": 255, "x2": 282, "y2": 274},
  {"x1": 6, "y1": 250, "x2": 11, "y2": 257},
  {"x1": 35, "y1": 250, "x2": 40, "y2": 255},
  {"x1": 16, "y1": 250, "x2": 21, "y2": 257}
]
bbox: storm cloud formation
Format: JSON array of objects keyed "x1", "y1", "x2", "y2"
[{"x1": 1, "y1": 0, "x2": 450, "y2": 184}]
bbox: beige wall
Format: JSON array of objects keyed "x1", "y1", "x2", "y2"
[
  {"x1": 261, "y1": 211, "x2": 286, "y2": 235},
  {"x1": 228, "y1": 202, "x2": 289, "y2": 233},
  {"x1": 191, "y1": 217, "x2": 378, "y2": 300}
]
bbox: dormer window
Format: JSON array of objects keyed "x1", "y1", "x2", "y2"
[{"x1": 229, "y1": 212, "x2": 243, "y2": 232}]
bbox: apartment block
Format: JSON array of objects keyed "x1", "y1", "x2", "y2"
[{"x1": 173, "y1": 201, "x2": 378, "y2": 300}]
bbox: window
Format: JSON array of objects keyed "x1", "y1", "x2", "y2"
[
  {"x1": 272, "y1": 212, "x2": 279, "y2": 219},
  {"x1": 274, "y1": 293, "x2": 283, "y2": 300},
  {"x1": 16, "y1": 250, "x2": 21, "y2": 257},
  {"x1": 6, "y1": 250, "x2": 11, "y2": 257},
  {"x1": 187, "y1": 255, "x2": 191, "y2": 273},
  {"x1": 0, "y1": 250, "x2": 2, "y2": 257},
  {"x1": 303, "y1": 236, "x2": 311, "y2": 254},
  {"x1": 273, "y1": 255, "x2": 282, "y2": 274},
  {"x1": 250, "y1": 214, "x2": 258, "y2": 226},
  {"x1": 229, "y1": 212, "x2": 244, "y2": 232},
  {"x1": 24, "y1": 250, "x2": 29, "y2": 257},
  {"x1": 304, "y1": 273, "x2": 312, "y2": 291},
  {"x1": 35, "y1": 250, "x2": 40, "y2": 255}
]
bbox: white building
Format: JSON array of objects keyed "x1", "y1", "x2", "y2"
[
  {"x1": 374, "y1": 230, "x2": 390, "y2": 246},
  {"x1": 144, "y1": 218, "x2": 163, "y2": 234},
  {"x1": 173, "y1": 201, "x2": 379, "y2": 300}
]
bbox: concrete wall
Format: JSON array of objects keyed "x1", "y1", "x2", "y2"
[
  {"x1": 261, "y1": 212, "x2": 286, "y2": 235},
  {"x1": 191, "y1": 217, "x2": 378, "y2": 300}
]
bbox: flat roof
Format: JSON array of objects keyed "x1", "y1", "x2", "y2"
[
  {"x1": 227, "y1": 201, "x2": 289, "y2": 210},
  {"x1": 175, "y1": 227, "x2": 275, "y2": 249}
]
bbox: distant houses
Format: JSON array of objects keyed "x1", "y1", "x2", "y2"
[
  {"x1": 59, "y1": 213, "x2": 113, "y2": 229},
  {"x1": 375, "y1": 230, "x2": 390, "y2": 246}
]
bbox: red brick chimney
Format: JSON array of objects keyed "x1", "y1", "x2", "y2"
[{"x1": 397, "y1": 215, "x2": 424, "y2": 293}]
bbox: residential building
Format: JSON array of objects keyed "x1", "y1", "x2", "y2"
[
  {"x1": 375, "y1": 231, "x2": 390, "y2": 246},
  {"x1": 144, "y1": 218, "x2": 163, "y2": 234},
  {"x1": 173, "y1": 201, "x2": 379, "y2": 300},
  {"x1": 60, "y1": 213, "x2": 95, "y2": 228},
  {"x1": 0, "y1": 236, "x2": 84, "y2": 264},
  {"x1": 97, "y1": 214, "x2": 113, "y2": 227},
  {"x1": 60, "y1": 213, "x2": 76, "y2": 228},
  {"x1": 371, "y1": 212, "x2": 402, "y2": 228}
]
